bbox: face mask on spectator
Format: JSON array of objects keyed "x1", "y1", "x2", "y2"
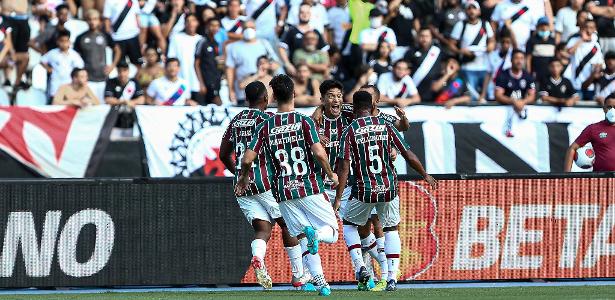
[
  {"x1": 606, "y1": 108, "x2": 615, "y2": 124},
  {"x1": 243, "y1": 28, "x2": 256, "y2": 41},
  {"x1": 370, "y1": 17, "x2": 382, "y2": 28},
  {"x1": 537, "y1": 31, "x2": 551, "y2": 39}
]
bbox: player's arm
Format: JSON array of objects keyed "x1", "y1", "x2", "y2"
[
  {"x1": 335, "y1": 158, "x2": 350, "y2": 211},
  {"x1": 311, "y1": 142, "x2": 337, "y2": 186},
  {"x1": 389, "y1": 125, "x2": 437, "y2": 189},
  {"x1": 494, "y1": 86, "x2": 514, "y2": 104},
  {"x1": 393, "y1": 106, "x2": 409, "y2": 131},
  {"x1": 219, "y1": 139, "x2": 236, "y2": 175},
  {"x1": 564, "y1": 142, "x2": 581, "y2": 172}
]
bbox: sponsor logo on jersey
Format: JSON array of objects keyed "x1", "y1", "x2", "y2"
[
  {"x1": 599, "y1": 132, "x2": 607, "y2": 139},
  {"x1": 372, "y1": 184, "x2": 389, "y2": 194},
  {"x1": 270, "y1": 122, "x2": 301, "y2": 135},
  {"x1": 234, "y1": 119, "x2": 256, "y2": 127},
  {"x1": 355, "y1": 124, "x2": 386, "y2": 135}
]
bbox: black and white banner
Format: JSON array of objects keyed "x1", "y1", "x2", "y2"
[
  {"x1": 0, "y1": 106, "x2": 116, "y2": 177},
  {"x1": 136, "y1": 105, "x2": 605, "y2": 177}
]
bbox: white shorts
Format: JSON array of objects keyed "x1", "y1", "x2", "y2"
[
  {"x1": 236, "y1": 190, "x2": 281, "y2": 224},
  {"x1": 279, "y1": 193, "x2": 339, "y2": 238},
  {"x1": 324, "y1": 187, "x2": 351, "y2": 219},
  {"x1": 344, "y1": 196, "x2": 400, "y2": 228}
]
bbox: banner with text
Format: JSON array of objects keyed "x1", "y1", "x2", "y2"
[{"x1": 136, "y1": 105, "x2": 605, "y2": 177}]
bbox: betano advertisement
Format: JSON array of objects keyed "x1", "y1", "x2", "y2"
[{"x1": 243, "y1": 177, "x2": 615, "y2": 283}]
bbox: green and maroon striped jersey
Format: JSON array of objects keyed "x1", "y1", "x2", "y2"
[
  {"x1": 341, "y1": 103, "x2": 399, "y2": 126},
  {"x1": 315, "y1": 113, "x2": 352, "y2": 189},
  {"x1": 249, "y1": 112, "x2": 324, "y2": 202},
  {"x1": 222, "y1": 109, "x2": 274, "y2": 196},
  {"x1": 338, "y1": 116, "x2": 410, "y2": 203}
]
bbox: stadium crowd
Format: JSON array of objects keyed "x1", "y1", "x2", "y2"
[{"x1": 0, "y1": 0, "x2": 613, "y2": 109}]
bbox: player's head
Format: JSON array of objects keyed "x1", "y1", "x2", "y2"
[
  {"x1": 57, "y1": 30, "x2": 71, "y2": 51},
  {"x1": 269, "y1": 74, "x2": 295, "y2": 105},
  {"x1": 320, "y1": 80, "x2": 344, "y2": 117},
  {"x1": 359, "y1": 84, "x2": 381, "y2": 106},
  {"x1": 165, "y1": 58, "x2": 181, "y2": 78},
  {"x1": 117, "y1": 61, "x2": 130, "y2": 83},
  {"x1": 605, "y1": 51, "x2": 615, "y2": 73},
  {"x1": 353, "y1": 90, "x2": 373, "y2": 116},
  {"x1": 511, "y1": 49, "x2": 525, "y2": 71},
  {"x1": 71, "y1": 68, "x2": 88, "y2": 86},
  {"x1": 392, "y1": 59, "x2": 410, "y2": 81},
  {"x1": 604, "y1": 94, "x2": 615, "y2": 124},
  {"x1": 245, "y1": 80, "x2": 269, "y2": 108},
  {"x1": 548, "y1": 58, "x2": 564, "y2": 78}
]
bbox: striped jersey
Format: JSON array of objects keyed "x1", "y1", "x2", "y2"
[
  {"x1": 249, "y1": 112, "x2": 324, "y2": 202},
  {"x1": 222, "y1": 109, "x2": 273, "y2": 196},
  {"x1": 315, "y1": 113, "x2": 352, "y2": 189},
  {"x1": 338, "y1": 116, "x2": 410, "y2": 203},
  {"x1": 341, "y1": 103, "x2": 399, "y2": 126}
]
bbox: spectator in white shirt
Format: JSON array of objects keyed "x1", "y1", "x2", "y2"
[
  {"x1": 287, "y1": 0, "x2": 330, "y2": 36},
  {"x1": 359, "y1": 8, "x2": 397, "y2": 63},
  {"x1": 327, "y1": 0, "x2": 350, "y2": 50},
  {"x1": 555, "y1": 0, "x2": 584, "y2": 44},
  {"x1": 491, "y1": 0, "x2": 536, "y2": 51},
  {"x1": 244, "y1": 0, "x2": 287, "y2": 45},
  {"x1": 167, "y1": 13, "x2": 203, "y2": 103},
  {"x1": 40, "y1": 30, "x2": 85, "y2": 99},
  {"x1": 103, "y1": 0, "x2": 143, "y2": 67},
  {"x1": 146, "y1": 58, "x2": 196, "y2": 106},
  {"x1": 220, "y1": 0, "x2": 246, "y2": 42},
  {"x1": 377, "y1": 59, "x2": 420, "y2": 107},
  {"x1": 566, "y1": 19, "x2": 605, "y2": 100}
]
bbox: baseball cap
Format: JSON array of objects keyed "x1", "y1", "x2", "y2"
[
  {"x1": 465, "y1": 0, "x2": 480, "y2": 9},
  {"x1": 537, "y1": 16, "x2": 550, "y2": 26}
]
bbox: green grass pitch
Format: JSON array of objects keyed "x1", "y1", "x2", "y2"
[{"x1": 0, "y1": 286, "x2": 614, "y2": 300}]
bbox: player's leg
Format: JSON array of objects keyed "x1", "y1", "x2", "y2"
[
  {"x1": 367, "y1": 213, "x2": 388, "y2": 291},
  {"x1": 357, "y1": 221, "x2": 376, "y2": 289},
  {"x1": 274, "y1": 216, "x2": 313, "y2": 289},
  {"x1": 376, "y1": 197, "x2": 402, "y2": 292},
  {"x1": 342, "y1": 196, "x2": 373, "y2": 290}
]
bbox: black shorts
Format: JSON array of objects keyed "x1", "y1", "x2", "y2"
[
  {"x1": 116, "y1": 37, "x2": 143, "y2": 65},
  {"x1": 8, "y1": 17, "x2": 30, "y2": 53}
]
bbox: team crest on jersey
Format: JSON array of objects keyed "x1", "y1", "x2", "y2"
[
  {"x1": 169, "y1": 107, "x2": 232, "y2": 177},
  {"x1": 599, "y1": 132, "x2": 607, "y2": 139},
  {"x1": 560, "y1": 85, "x2": 567, "y2": 93},
  {"x1": 520, "y1": 79, "x2": 527, "y2": 89}
]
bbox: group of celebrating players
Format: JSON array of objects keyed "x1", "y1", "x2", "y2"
[{"x1": 219, "y1": 74, "x2": 438, "y2": 296}]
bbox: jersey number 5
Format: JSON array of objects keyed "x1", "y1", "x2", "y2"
[{"x1": 368, "y1": 145, "x2": 383, "y2": 174}]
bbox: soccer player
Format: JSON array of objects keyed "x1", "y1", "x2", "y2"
[
  {"x1": 336, "y1": 90, "x2": 437, "y2": 291},
  {"x1": 220, "y1": 81, "x2": 310, "y2": 290},
  {"x1": 236, "y1": 74, "x2": 340, "y2": 296}
]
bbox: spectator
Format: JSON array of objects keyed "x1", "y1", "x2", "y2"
[
  {"x1": 32, "y1": 4, "x2": 70, "y2": 53},
  {"x1": 3, "y1": 0, "x2": 30, "y2": 90},
  {"x1": 450, "y1": 1, "x2": 495, "y2": 103},
  {"x1": 136, "y1": 47, "x2": 164, "y2": 93},
  {"x1": 385, "y1": 0, "x2": 419, "y2": 62},
  {"x1": 292, "y1": 30, "x2": 330, "y2": 82},
  {"x1": 287, "y1": 0, "x2": 330, "y2": 36},
  {"x1": 104, "y1": 0, "x2": 143, "y2": 68},
  {"x1": 377, "y1": 59, "x2": 420, "y2": 107},
  {"x1": 359, "y1": 8, "x2": 396, "y2": 63},
  {"x1": 244, "y1": 0, "x2": 287, "y2": 45},
  {"x1": 495, "y1": 49, "x2": 536, "y2": 137},
  {"x1": 138, "y1": 0, "x2": 167, "y2": 55},
  {"x1": 104, "y1": 62, "x2": 145, "y2": 107},
  {"x1": 405, "y1": 28, "x2": 444, "y2": 103},
  {"x1": 555, "y1": 42, "x2": 573, "y2": 80},
  {"x1": 346, "y1": 0, "x2": 374, "y2": 71},
  {"x1": 225, "y1": 20, "x2": 280, "y2": 104},
  {"x1": 293, "y1": 63, "x2": 321, "y2": 106},
  {"x1": 220, "y1": 0, "x2": 246, "y2": 41},
  {"x1": 554, "y1": 0, "x2": 584, "y2": 44},
  {"x1": 75, "y1": 9, "x2": 122, "y2": 105},
  {"x1": 194, "y1": 18, "x2": 224, "y2": 106},
  {"x1": 327, "y1": 0, "x2": 351, "y2": 50},
  {"x1": 328, "y1": 46, "x2": 355, "y2": 94},
  {"x1": 491, "y1": 0, "x2": 536, "y2": 51},
  {"x1": 239, "y1": 55, "x2": 275, "y2": 100},
  {"x1": 566, "y1": 19, "x2": 605, "y2": 100},
  {"x1": 40, "y1": 30, "x2": 85, "y2": 99},
  {"x1": 586, "y1": 0, "x2": 615, "y2": 53},
  {"x1": 595, "y1": 52, "x2": 615, "y2": 105},
  {"x1": 539, "y1": 58, "x2": 579, "y2": 108},
  {"x1": 368, "y1": 41, "x2": 393, "y2": 79},
  {"x1": 431, "y1": 57, "x2": 471, "y2": 108},
  {"x1": 431, "y1": 0, "x2": 465, "y2": 54},
  {"x1": 565, "y1": 10, "x2": 595, "y2": 44},
  {"x1": 146, "y1": 58, "x2": 196, "y2": 106},
  {"x1": 167, "y1": 13, "x2": 203, "y2": 104},
  {"x1": 160, "y1": 0, "x2": 189, "y2": 39},
  {"x1": 279, "y1": 3, "x2": 328, "y2": 76},
  {"x1": 53, "y1": 68, "x2": 100, "y2": 107},
  {"x1": 197, "y1": 5, "x2": 218, "y2": 35},
  {"x1": 486, "y1": 32, "x2": 513, "y2": 100},
  {"x1": 526, "y1": 16, "x2": 556, "y2": 85},
  {"x1": 0, "y1": 13, "x2": 13, "y2": 86}
]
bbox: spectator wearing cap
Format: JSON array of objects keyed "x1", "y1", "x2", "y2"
[
  {"x1": 104, "y1": 61, "x2": 145, "y2": 108},
  {"x1": 595, "y1": 52, "x2": 615, "y2": 106},
  {"x1": 279, "y1": 3, "x2": 328, "y2": 77},
  {"x1": 491, "y1": 0, "x2": 537, "y2": 51},
  {"x1": 75, "y1": 9, "x2": 122, "y2": 104},
  {"x1": 526, "y1": 16, "x2": 556, "y2": 86},
  {"x1": 449, "y1": 0, "x2": 495, "y2": 103},
  {"x1": 292, "y1": 30, "x2": 330, "y2": 82},
  {"x1": 554, "y1": 0, "x2": 584, "y2": 44},
  {"x1": 359, "y1": 8, "x2": 397, "y2": 63},
  {"x1": 566, "y1": 19, "x2": 605, "y2": 100},
  {"x1": 586, "y1": 0, "x2": 615, "y2": 53},
  {"x1": 53, "y1": 68, "x2": 100, "y2": 107},
  {"x1": 225, "y1": 20, "x2": 280, "y2": 104}
]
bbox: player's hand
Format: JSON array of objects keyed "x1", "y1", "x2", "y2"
[
  {"x1": 394, "y1": 106, "x2": 406, "y2": 119},
  {"x1": 319, "y1": 134, "x2": 330, "y2": 146},
  {"x1": 390, "y1": 148, "x2": 398, "y2": 161},
  {"x1": 200, "y1": 85, "x2": 208, "y2": 95},
  {"x1": 311, "y1": 105, "x2": 324, "y2": 126},
  {"x1": 333, "y1": 198, "x2": 341, "y2": 212},
  {"x1": 235, "y1": 175, "x2": 249, "y2": 196},
  {"x1": 328, "y1": 173, "x2": 339, "y2": 188},
  {"x1": 424, "y1": 175, "x2": 438, "y2": 190}
]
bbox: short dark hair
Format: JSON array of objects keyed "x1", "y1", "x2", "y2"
[
  {"x1": 393, "y1": 59, "x2": 410, "y2": 69},
  {"x1": 245, "y1": 81, "x2": 268, "y2": 105},
  {"x1": 605, "y1": 93, "x2": 615, "y2": 107},
  {"x1": 166, "y1": 58, "x2": 180, "y2": 67},
  {"x1": 71, "y1": 68, "x2": 85, "y2": 78},
  {"x1": 319, "y1": 79, "x2": 344, "y2": 96},
  {"x1": 269, "y1": 74, "x2": 295, "y2": 103},
  {"x1": 556, "y1": 42, "x2": 568, "y2": 52},
  {"x1": 359, "y1": 84, "x2": 380, "y2": 101},
  {"x1": 605, "y1": 51, "x2": 615, "y2": 61},
  {"x1": 512, "y1": 49, "x2": 525, "y2": 57},
  {"x1": 117, "y1": 61, "x2": 130, "y2": 70},
  {"x1": 56, "y1": 4, "x2": 69, "y2": 12},
  {"x1": 57, "y1": 29, "x2": 71, "y2": 39},
  {"x1": 549, "y1": 58, "x2": 563, "y2": 65},
  {"x1": 353, "y1": 91, "x2": 373, "y2": 111}
]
